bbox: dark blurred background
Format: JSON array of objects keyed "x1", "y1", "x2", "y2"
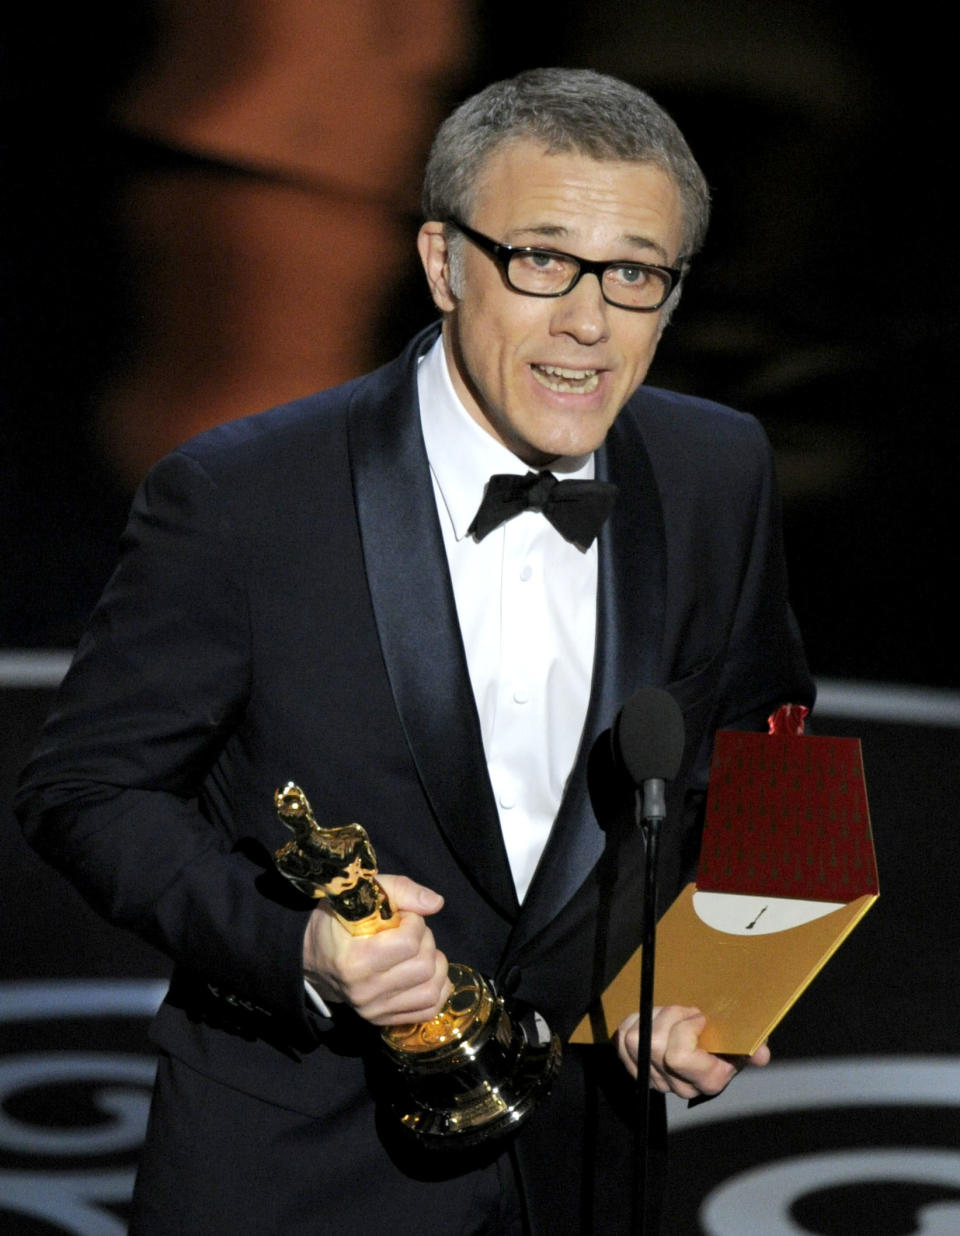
[
  {"x1": 3, "y1": 4, "x2": 958, "y2": 1234},
  {"x1": 2, "y1": 0, "x2": 957, "y2": 685}
]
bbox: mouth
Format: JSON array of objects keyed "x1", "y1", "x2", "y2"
[{"x1": 531, "y1": 364, "x2": 601, "y2": 395}]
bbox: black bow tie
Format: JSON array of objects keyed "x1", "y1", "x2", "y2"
[{"x1": 468, "y1": 471, "x2": 618, "y2": 550}]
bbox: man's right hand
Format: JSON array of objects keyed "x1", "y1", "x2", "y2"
[{"x1": 302, "y1": 873, "x2": 452, "y2": 1025}]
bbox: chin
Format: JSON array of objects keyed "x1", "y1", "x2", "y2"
[
  {"x1": 492, "y1": 402, "x2": 616, "y2": 466},
  {"x1": 533, "y1": 425, "x2": 612, "y2": 464}
]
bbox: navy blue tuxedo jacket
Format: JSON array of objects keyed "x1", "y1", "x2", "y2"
[{"x1": 17, "y1": 324, "x2": 812, "y2": 1233}]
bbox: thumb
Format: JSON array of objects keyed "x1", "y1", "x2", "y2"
[{"x1": 377, "y1": 872, "x2": 445, "y2": 916}]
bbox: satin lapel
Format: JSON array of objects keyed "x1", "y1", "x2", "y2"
[
  {"x1": 347, "y1": 327, "x2": 520, "y2": 921},
  {"x1": 508, "y1": 403, "x2": 667, "y2": 950}
]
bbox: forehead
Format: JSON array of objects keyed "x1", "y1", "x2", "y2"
[{"x1": 469, "y1": 138, "x2": 685, "y2": 261}]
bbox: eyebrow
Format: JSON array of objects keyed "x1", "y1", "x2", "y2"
[{"x1": 505, "y1": 223, "x2": 671, "y2": 263}]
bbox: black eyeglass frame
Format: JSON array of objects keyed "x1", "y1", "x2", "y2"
[{"x1": 445, "y1": 218, "x2": 682, "y2": 313}]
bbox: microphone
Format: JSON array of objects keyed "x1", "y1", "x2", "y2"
[
  {"x1": 610, "y1": 687, "x2": 685, "y2": 1236},
  {"x1": 612, "y1": 686, "x2": 685, "y2": 822}
]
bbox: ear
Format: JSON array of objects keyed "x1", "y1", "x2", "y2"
[{"x1": 417, "y1": 222, "x2": 457, "y2": 313}]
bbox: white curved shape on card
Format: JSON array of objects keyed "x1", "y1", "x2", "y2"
[{"x1": 692, "y1": 891, "x2": 845, "y2": 936}]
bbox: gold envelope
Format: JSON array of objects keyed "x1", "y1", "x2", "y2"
[
  {"x1": 571, "y1": 719, "x2": 878, "y2": 1054},
  {"x1": 570, "y1": 883, "x2": 877, "y2": 1055}
]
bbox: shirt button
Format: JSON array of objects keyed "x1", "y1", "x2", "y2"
[
  {"x1": 519, "y1": 564, "x2": 533, "y2": 581},
  {"x1": 513, "y1": 685, "x2": 530, "y2": 704},
  {"x1": 498, "y1": 787, "x2": 518, "y2": 810}
]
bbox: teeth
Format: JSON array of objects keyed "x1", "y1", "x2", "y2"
[
  {"x1": 540, "y1": 365, "x2": 596, "y2": 379},
  {"x1": 532, "y1": 364, "x2": 600, "y2": 393}
]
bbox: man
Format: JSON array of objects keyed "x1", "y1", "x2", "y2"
[{"x1": 16, "y1": 68, "x2": 812, "y2": 1233}]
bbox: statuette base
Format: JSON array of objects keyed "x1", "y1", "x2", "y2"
[{"x1": 381, "y1": 965, "x2": 561, "y2": 1148}]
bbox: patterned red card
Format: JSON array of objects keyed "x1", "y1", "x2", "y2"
[{"x1": 698, "y1": 711, "x2": 877, "y2": 903}]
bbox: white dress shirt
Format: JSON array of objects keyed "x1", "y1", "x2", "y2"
[{"x1": 417, "y1": 335, "x2": 598, "y2": 901}]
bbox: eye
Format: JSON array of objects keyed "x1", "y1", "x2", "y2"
[
  {"x1": 524, "y1": 250, "x2": 565, "y2": 272},
  {"x1": 611, "y1": 264, "x2": 650, "y2": 286},
  {"x1": 508, "y1": 249, "x2": 578, "y2": 293}
]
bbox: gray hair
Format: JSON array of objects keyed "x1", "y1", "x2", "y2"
[{"x1": 422, "y1": 67, "x2": 710, "y2": 271}]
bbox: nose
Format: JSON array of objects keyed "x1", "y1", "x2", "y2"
[{"x1": 548, "y1": 271, "x2": 610, "y2": 345}]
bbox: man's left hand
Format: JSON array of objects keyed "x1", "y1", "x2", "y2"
[{"x1": 616, "y1": 1005, "x2": 770, "y2": 1099}]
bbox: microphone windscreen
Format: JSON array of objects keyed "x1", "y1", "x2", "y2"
[{"x1": 613, "y1": 686, "x2": 685, "y2": 785}]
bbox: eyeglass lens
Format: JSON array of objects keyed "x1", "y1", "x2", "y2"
[{"x1": 507, "y1": 251, "x2": 670, "y2": 309}]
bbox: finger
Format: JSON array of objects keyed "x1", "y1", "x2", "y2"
[
  {"x1": 654, "y1": 1007, "x2": 741, "y2": 1097},
  {"x1": 650, "y1": 1004, "x2": 702, "y2": 1042},
  {"x1": 616, "y1": 1012, "x2": 640, "y2": 1079},
  {"x1": 649, "y1": 1068, "x2": 701, "y2": 1099},
  {"x1": 620, "y1": 1007, "x2": 705, "y2": 1091},
  {"x1": 713, "y1": 1043, "x2": 772, "y2": 1071},
  {"x1": 354, "y1": 947, "x2": 451, "y2": 1022},
  {"x1": 368, "y1": 953, "x2": 453, "y2": 1025},
  {"x1": 304, "y1": 904, "x2": 430, "y2": 998},
  {"x1": 661, "y1": 1042, "x2": 736, "y2": 1097},
  {"x1": 650, "y1": 1005, "x2": 704, "y2": 1070},
  {"x1": 336, "y1": 914, "x2": 436, "y2": 985},
  {"x1": 660, "y1": 1009, "x2": 708, "y2": 1065},
  {"x1": 378, "y1": 872, "x2": 445, "y2": 916},
  {"x1": 339, "y1": 919, "x2": 452, "y2": 1017}
]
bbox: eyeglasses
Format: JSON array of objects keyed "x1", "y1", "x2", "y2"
[{"x1": 446, "y1": 218, "x2": 681, "y2": 312}]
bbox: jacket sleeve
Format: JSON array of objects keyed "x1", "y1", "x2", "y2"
[{"x1": 14, "y1": 448, "x2": 320, "y2": 1038}]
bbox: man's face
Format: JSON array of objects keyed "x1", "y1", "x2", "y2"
[{"x1": 418, "y1": 140, "x2": 685, "y2": 467}]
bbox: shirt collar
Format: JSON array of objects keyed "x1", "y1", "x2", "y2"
[{"x1": 417, "y1": 333, "x2": 595, "y2": 542}]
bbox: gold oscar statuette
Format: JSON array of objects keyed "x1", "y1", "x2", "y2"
[{"x1": 273, "y1": 782, "x2": 561, "y2": 1147}]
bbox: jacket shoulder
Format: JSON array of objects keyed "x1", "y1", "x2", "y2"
[
  {"x1": 622, "y1": 383, "x2": 771, "y2": 480},
  {"x1": 626, "y1": 383, "x2": 766, "y2": 443},
  {"x1": 164, "y1": 322, "x2": 438, "y2": 485},
  {"x1": 170, "y1": 377, "x2": 362, "y2": 483}
]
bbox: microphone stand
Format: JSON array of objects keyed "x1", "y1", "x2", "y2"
[
  {"x1": 634, "y1": 775, "x2": 666, "y2": 1236},
  {"x1": 610, "y1": 684, "x2": 684, "y2": 1234}
]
